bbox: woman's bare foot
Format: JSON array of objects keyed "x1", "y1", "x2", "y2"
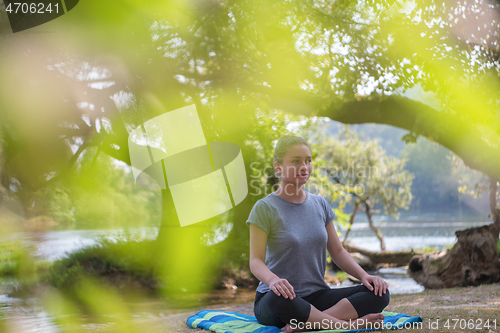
[
  {"x1": 349, "y1": 313, "x2": 385, "y2": 330},
  {"x1": 280, "y1": 323, "x2": 310, "y2": 332}
]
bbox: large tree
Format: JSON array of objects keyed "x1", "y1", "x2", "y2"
[{"x1": 1, "y1": 0, "x2": 499, "y2": 294}]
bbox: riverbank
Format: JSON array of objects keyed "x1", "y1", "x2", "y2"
[
  {"x1": 92, "y1": 283, "x2": 500, "y2": 333},
  {"x1": 1, "y1": 224, "x2": 498, "y2": 332}
]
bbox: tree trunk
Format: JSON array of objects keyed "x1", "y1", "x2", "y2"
[
  {"x1": 407, "y1": 223, "x2": 500, "y2": 289},
  {"x1": 153, "y1": 175, "x2": 255, "y2": 299},
  {"x1": 407, "y1": 178, "x2": 500, "y2": 289},
  {"x1": 489, "y1": 177, "x2": 500, "y2": 230},
  {"x1": 343, "y1": 202, "x2": 359, "y2": 245},
  {"x1": 365, "y1": 203, "x2": 386, "y2": 251},
  {"x1": 153, "y1": 187, "x2": 219, "y2": 300}
]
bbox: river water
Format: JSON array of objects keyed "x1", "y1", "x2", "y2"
[{"x1": 0, "y1": 218, "x2": 492, "y2": 332}]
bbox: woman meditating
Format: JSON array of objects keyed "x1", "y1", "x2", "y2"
[{"x1": 246, "y1": 136, "x2": 390, "y2": 332}]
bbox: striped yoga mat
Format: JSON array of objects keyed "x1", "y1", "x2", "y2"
[{"x1": 186, "y1": 310, "x2": 423, "y2": 333}]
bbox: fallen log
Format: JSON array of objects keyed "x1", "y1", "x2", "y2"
[{"x1": 342, "y1": 241, "x2": 423, "y2": 266}]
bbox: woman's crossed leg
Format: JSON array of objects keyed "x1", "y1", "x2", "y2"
[{"x1": 254, "y1": 285, "x2": 390, "y2": 332}]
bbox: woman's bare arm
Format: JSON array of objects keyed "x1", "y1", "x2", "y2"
[
  {"x1": 326, "y1": 222, "x2": 368, "y2": 280},
  {"x1": 249, "y1": 224, "x2": 295, "y2": 299},
  {"x1": 326, "y1": 221, "x2": 388, "y2": 296}
]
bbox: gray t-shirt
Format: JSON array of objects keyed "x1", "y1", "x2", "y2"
[{"x1": 246, "y1": 190, "x2": 337, "y2": 296}]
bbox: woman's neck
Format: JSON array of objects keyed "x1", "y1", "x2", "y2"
[{"x1": 274, "y1": 184, "x2": 306, "y2": 203}]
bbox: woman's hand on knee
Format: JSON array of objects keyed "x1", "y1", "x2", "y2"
[
  {"x1": 269, "y1": 277, "x2": 296, "y2": 300},
  {"x1": 361, "y1": 274, "x2": 388, "y2": 297}
]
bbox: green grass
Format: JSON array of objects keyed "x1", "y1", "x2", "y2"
[
  {"x1": 0, "y1": 241, "x2": 50, "y2": 278},
  {"x1": 44, "y1": 236, "x2": 160, "y2": 292},
  {"x1": 0, "y1": 232, "x2": 163, "y2": 298},
  {"x1": 0, "y1": 241, "x2": 25, "y2": 276}
]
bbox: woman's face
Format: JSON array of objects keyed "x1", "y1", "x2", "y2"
[{"x1": 274, "y1": 144, "x2": 312, "y2": 188}]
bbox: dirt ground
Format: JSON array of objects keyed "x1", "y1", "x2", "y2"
[{"x1": 94, "y1": 283, "x2": 500, "y2": 333}]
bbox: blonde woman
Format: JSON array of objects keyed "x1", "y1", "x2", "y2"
[{"x1": 247, "y1": 136, "x2": 389, "y2": 332}]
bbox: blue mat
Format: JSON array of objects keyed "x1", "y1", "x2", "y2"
[{"x1": 186, "y1": 310, "x2": 423, "y2": 333}]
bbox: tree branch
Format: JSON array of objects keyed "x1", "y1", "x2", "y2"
[{"x1": 271, "y1": 92, "x2": 500, "y2": 181}]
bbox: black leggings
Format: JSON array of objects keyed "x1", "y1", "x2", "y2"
[{"x1": 253, "y1": 285, "x2": 390, "y2": 328}]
